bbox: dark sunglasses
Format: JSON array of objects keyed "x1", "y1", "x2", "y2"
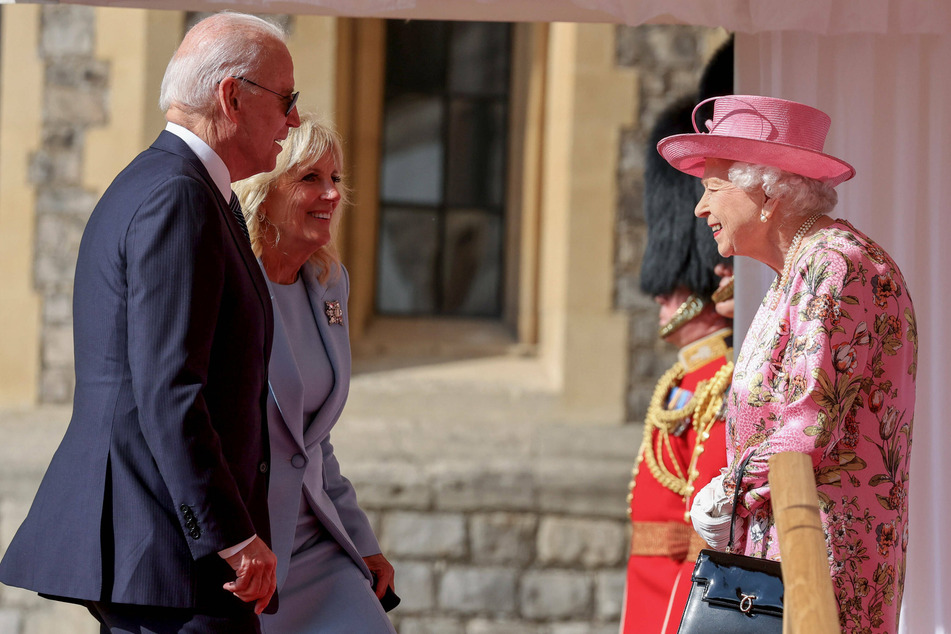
[{"x1": 230, "y1": 75, "x2": 299, "y2": 117}]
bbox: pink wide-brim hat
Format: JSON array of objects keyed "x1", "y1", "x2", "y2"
[{"x1": 657, "y1": 95, "x2": 855, "y2": 187}]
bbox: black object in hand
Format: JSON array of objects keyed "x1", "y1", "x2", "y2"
[{"x1": 379, "y1": 585, "x2": 400, "y2": 612}]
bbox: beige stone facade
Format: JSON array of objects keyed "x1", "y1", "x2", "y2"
[{"x1": 0, "y1": 5, "x2": 725, "y2": 423}]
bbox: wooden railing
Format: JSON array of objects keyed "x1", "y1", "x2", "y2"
[{"x1": 770, "y1": 452, "x2": 841, "y2": 634}]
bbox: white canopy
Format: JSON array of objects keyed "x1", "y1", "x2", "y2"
[{"x1": 1, "y1": 0, "x2": 948, "y2": 34}]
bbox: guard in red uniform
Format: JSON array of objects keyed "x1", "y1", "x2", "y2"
[{"x1": 620, "y1": 39, "x2": 734, "y2": 634}]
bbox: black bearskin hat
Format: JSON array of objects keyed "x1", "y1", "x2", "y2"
[{"x1": 639, "y1": 38, "x2": 734, "y2": 299}]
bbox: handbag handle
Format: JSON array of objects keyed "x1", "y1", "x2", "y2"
[{"x1": 727, "y1": 451, "x2": 756, "y2": 551}]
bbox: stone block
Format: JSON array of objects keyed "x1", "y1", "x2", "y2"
[
  {"x1": 1, "y1": 498, "x2": 33, "y2": 552},
  {"x1": 45, "y1": 85, "x2": 108, "y2": 127},
  {"x1": 617, "y1": 127, "x2": 645, "y2": 173},
  {"x1": 550, "y1": 623, "x2": 620, "y2": 634},
  {"x1": 29, "y1": 148, "x2": 82, "y2": 187},
  {"x1": 390, "y1": 560, "x2": 435, "y2": 613},
  {"x1": 46, "y1": 59, "x2": 109, "y2": 90},
  {"x1": 469, "y1": 513, "x2": 536, "y2": 566},
  {"x1": 537, "y1": 517, "x2": 627, "y2": 568},
  {"x1": 41, "y1": 326, "x2": 73, "y2": 368},
  {"x1": 518, "y1": 570, "x2": 592, "y2": 620},
  {"x1": 645, "y1": 26, "x2": 701, "y2": 70},
  {"x1": 22, "y1": 600, "x2": 98, "y2": 634},
  {"x1": 614, "y1": 277, "x2": 642, "y2": 312},
  {"x1": 347, "y1": 462, "x2": 432, "y2": 510},
  {"x1": 438, "y1": 566, "x2": 517, "y2": 615},
  {"x1": 36, "y1": 188, "x2": 97, "y2": 220},
  {"x1": 533, "y1": 461, "x2": 629, "y2": 519},
  {"x1": 466, "y1": 618, "x2": 543, "y2": 634},
  {"x1": 0, "y1": 609, "x2": 21, "y2": 634},
  {"x1": 627, "y1": 394, "x2": 650, "y2": 426},
  {"x1": 595, "y1": 569, "x2": 627, "y2": 620},
  {"x1": 381, "y1": 512, "x2": 466, "y2": 559},
  {"x1": 396, "y1": 616, "x2": 464, "y2": 634},
  {"x1": 432, "y1": 464, "x2": 536, "y2": 512},
  {"x1": 615, "y1": 25, "x2": 651, "y2": 68},
  {"x1": 0, "y1": 585, "x2": 42, "y2": 611},
  {"x1": 40, "y1": 6, "x2": 95, "y2": 58},
  {"x1": 41, "y1": 293, "x2": 72, "y2": 327},
  {"x1": 39, "y1": 368, "x2": 74, "y2": 405},
  {"x1": 364, "y1": 509, "x2": 382, "y2": 538}
]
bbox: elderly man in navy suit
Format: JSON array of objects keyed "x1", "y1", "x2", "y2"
[{"x1": 0, "y1": 12, "x2": 300, "y2": 633}]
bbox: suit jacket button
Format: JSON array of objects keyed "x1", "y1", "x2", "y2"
[
  {"x1": 291, "y1": 454, "x2": 306, "y2": 469},
  {"x1": 180, "y1": 504, "x2": 189, "y2": 513},
  {"x1": 190, "y1": 529, "x2": 201, "y2": 539},
  {"x1": 259, "y1": 462, "x2": 268, "y2": 473}
]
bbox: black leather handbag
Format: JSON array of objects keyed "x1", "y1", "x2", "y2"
[{"x1": 677, "y1": 453, "x2": 784, "y2": 633}]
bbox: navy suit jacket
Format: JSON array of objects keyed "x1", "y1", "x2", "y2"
[{"x1": 0, "y1": 131, "x2": 275, "y2": 611}]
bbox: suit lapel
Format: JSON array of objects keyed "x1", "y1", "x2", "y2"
[
  {"x1": 150, "y1": 132, "x2": 273, "y2": 348},
  {"x1": 301, "y1": 262, "x2": 351, "y2": 448}
]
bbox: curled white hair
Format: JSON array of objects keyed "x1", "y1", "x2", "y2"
[
  {"x1": 234, "y1": 115, "x2": 347, "y2": 285},
  {"x1": 159, "y1": 12, "x2": 286, "y2": 115},
  {"x1": 727, "y1": 162, "x2": 838, "y2": 217}
]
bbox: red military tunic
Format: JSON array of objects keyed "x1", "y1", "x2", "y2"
[{"x1": 620, "y1": 329, "x2": 732, "y2": 634}]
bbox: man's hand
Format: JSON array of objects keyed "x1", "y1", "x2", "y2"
[
  {"x1": 223, "y1": 536, "x2": 277, "y2": 614},
  {"x1": 712, "y1": 263, "x2": 735, "y2": 319},
  {"x1": 363, "y1": 552, "x2": 395, "y2": 599}
]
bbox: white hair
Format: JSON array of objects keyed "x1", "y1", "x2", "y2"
[
  {"x1": 727, "y1": 162, "x2": 838, "y2": 217},
  {"x1": 159, "y1": 12, "x2": 286, "y2": 115}
]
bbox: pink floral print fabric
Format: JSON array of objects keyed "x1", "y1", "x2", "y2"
[{"x1": 726, "y1": 219, "x2": 917, "y2": 633}]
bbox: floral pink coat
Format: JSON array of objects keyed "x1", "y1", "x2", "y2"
[{"x1": 725, "y1": 219, "x2": 917, "y2": 633}]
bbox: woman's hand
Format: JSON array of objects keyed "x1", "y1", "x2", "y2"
[
  {"x1": 690, "y1": 475, "x2": 734, "y2": 551},
  {"x1": 364, "y1": 552, "x2": 395, "y2": 599}
]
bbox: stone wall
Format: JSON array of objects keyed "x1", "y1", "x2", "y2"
[
  {"x1": 322, "y1": 372, "x2": 641, "y2": 634},
  {"x1": 0, "y1": 371, "x2": 642, "y2": 634},
  {"x1": 614, "y1": 25, "x2": 728, "y2": 421},
  {"x1": 32, "y1": 6, "x2": 105, "y2": 403}
]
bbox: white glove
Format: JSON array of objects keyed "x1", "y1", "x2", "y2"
[{"x1": 690, "y1": 474, "x2": 734, "y2": 551}]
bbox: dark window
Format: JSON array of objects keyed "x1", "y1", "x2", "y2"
[{"x1": 376, "y1": 20, "x2": 511, "y2": 318}]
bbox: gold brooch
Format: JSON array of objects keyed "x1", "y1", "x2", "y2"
[{"x1": 324, "y1": 300, "x2": 343, "y2": 325}]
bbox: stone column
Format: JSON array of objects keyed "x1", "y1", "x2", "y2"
[
  {"x1": 537, "y1": 22, "x2": 635, "y2": 425},
  {"x1": 0, "y1": 5, "x2": 43, "y2": 406}
]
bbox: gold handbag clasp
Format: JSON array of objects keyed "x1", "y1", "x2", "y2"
[{"x1": 739, "y1": 593, "x2": 756, "y2": 614}]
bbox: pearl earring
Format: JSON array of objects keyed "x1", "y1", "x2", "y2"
[{"x1": 760, "y1": 210, "x2": 769, "y2": 223}]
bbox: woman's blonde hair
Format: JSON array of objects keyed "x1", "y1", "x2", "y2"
[{"x1": 234, "y1": 114, "x2": 348, "y2": 284}]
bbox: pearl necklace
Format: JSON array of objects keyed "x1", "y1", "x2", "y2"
[{"x1": 769, "y1": 212, "x2": 823, "y2": 309}]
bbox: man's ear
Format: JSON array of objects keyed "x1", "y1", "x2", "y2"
[{"x1": 217, "y1": 77, "x2": 242, "y2": 123}]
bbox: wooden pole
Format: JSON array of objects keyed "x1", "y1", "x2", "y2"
[{"x1": 769, "y1": 451, "x2": 841, "y2": 634}]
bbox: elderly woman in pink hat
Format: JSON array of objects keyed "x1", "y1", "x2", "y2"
[{"x1": 661, "y1": 95, "x2": 917, "y2": 633}]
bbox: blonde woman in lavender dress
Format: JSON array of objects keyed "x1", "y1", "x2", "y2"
[{"x1": 235, "y1": 115, "x2": 397, "y2": 633}]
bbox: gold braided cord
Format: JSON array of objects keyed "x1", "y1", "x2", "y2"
[{"x1": 627, "y1": 360, "x2": 734, "y2": 518}]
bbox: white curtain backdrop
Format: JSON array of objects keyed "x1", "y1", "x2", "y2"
[
  {"x1": 734, "y1": 31, "x2": 950, "y2": 634},
  {"x1": 15, "y1": 0, "x2": 950, "y2": 34}
]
